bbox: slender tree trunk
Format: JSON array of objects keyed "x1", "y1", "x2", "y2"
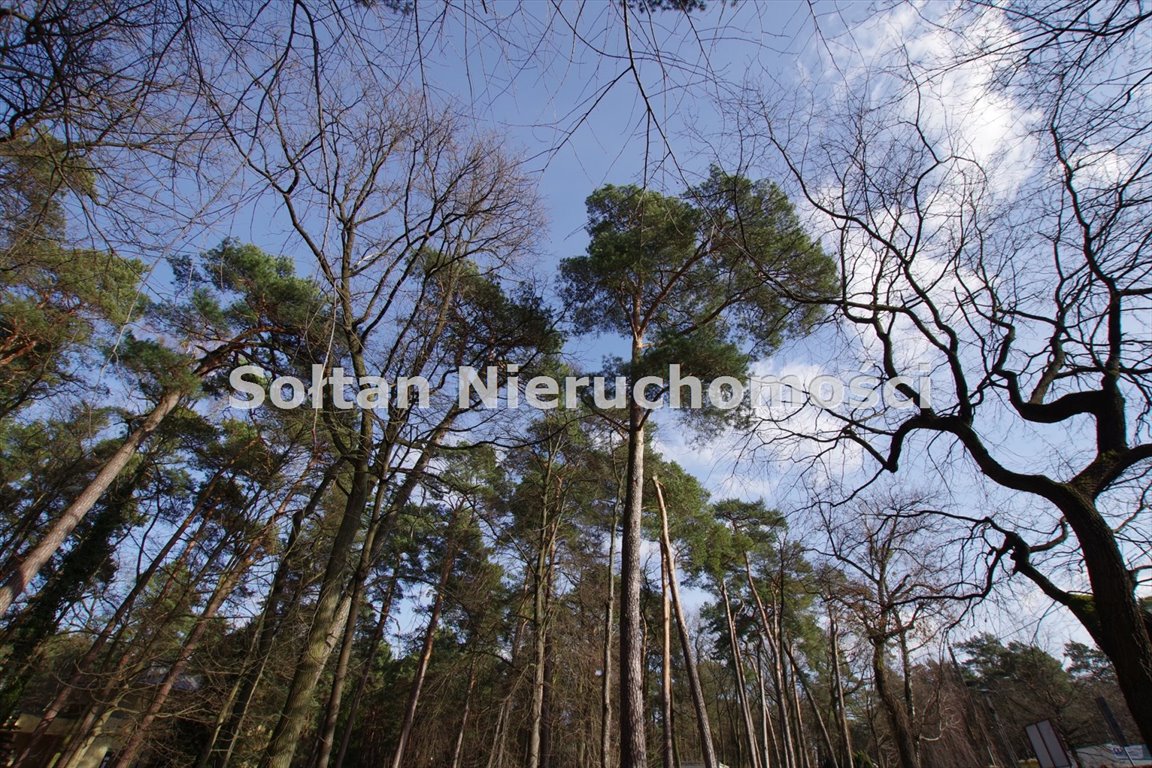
[
  {"x1": 111, "y1": 544, "x2": 259, "y2": 768},
  {"x1": 311, "y1": 472, "x2": 398, "y2": 768},
  {"x1": 620, "y1": 357, "x2": 648, "y2": 768},
  {"x1": 312, "y1": 559, "x2": 366, "y2": 768},
  {"x1": 756, "y1": 643, "x2": 781, "y2": 768},
  {"x1": 830, "y1": 608, "x2": 854, "y2": 768},
  {"x1": 55, "y1": 706, "x2": 115, "y2": 768},
  {"x1": 661, "y1": 556, "x2": 675, "y2": 768},
  {"x1": 203, "y1": 471, "x2": 333, "y2": 768},
  {"x1": 450, "y1": 660, "x2": 479, "y2": 768},
  {"x1": 528, "y1": 462, "x2": 558, "y2": 768},
  {"x1": 777, "y1": 596, "x2": 802, "y2": 768},
  {"x1": 746, "y1": 556, "x2": 796, "y2": 768},
  {"x1": 15, "y1": 468, "x2": 226, "y2": 766},
  {"x1": 487, "y1": 693, "x2": 510, "y2": 768},
  {"x1": 259, "y1": 411, "x2": 375, "y2": 768},
  {"x1": 488, "y1": 585, "x2": 533, "y2": 768},
  {"x1": 653, "y1": 477, "x2": 718, "y2": 768},
  {"x1": 527, "y1": 584, "x2": 547, "y2": 768},
  {"x1": 324, "y1": 428, "x2": 454, "y2": 767},
  {"x1": 871, "y1": 634, "x2": 920, "y2": 768},
  {"x1": 0, "y1": 389, "x2": 183, "y2": 615},
  {"x1": 787, "y1": 655, "x2": 813, "y2": 768},
  {"x1": 897, "y1": 629, "x2": 919, "y2": 767},
  {"x1": 773, "y1": 621, "x2": 794, "y2": 768},
  {"x1": 601, "y1": 500, "x2": 619, "y2": 768},
  {"x1": 332, "y1": 571, "x2": 399, "y2": 768},
  {"x1": 389, "y1": 503, "x2": 464, "y2": 768},
  {"x1": 783, "y1": 638, "x2": 837, "y2": 768},
  {"x1": 541, "y1": 627, "x2": 556, "y2": 768},
  {"x1": 720, "y1": 578, "x2": 762, "y2": 768},
  {"x1": 0, "y1": 459, "x2": 148, "y2": 713},
  {"x1": 776, "y1": 638, "x2": 796, "y2": 768},
  {"x1": 52, "y1": 706, "x2": 104, "y2": 768}
]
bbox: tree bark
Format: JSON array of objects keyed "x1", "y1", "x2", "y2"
[
  {"x1": 487, "y1": 587, "x2": 532, "y2": 768},
  {"x1": 653, "y1": 477, "x2": 718, "y2": 768},
  {"x1": 720, "y1": 578, "x2": 762, "y2": 768},
  {"x1": 619, "y1": 363, "x2": 648, "y2": 768},
  {"x1": 528, "y1": 460, "x2": 558, "y2": 768},
  {"x1": 756, "y1": 643, "x2": 781, "y2": 768},
  {"x1": 829, "y1": 608, "x2": 854, "y2": 768},
  {"x1": 311, "y1": 470, "x2": 401, "y2": 768},
  {"x1": 601, "y1": 499, "x2": 619, "y2": 768},
  {"x1": 870, "y1": 634, "x2": 920, "y2": 768},
  {"x1": 487, "y1": 692, "x2": 511, "y2": 768},
  {"x1": 792, "y1": 680, "x2": 814, "y2": 768},
  {"x1": 661, "y1": 555, "x2": 675, "y2": 768},
  {"x1": 312, "y1": 555, "x2": 367, "y2": 768},
  {"x1": 1058, "y1": 495, "x2": 1152, "y2": 745},
  {"x1": 388, "y1": 502, "x2": 465, "y2": 768},
  {"x1": 450, "y1": 660, "x2": 479, "y2": 768},
  {"x1": 259, "y1": 409, "x2": 375, "y2": 768},
  {"x1": 202, "y1": 471, "x2": 333, "y2": 768},
  {"x1": 332, "y1": 571, "x2": 399, "y2": 768},
  {"x1": 541, "y1": 628, "x2": 556, "y2": 768},
  {"x1": 783, "y1": 638, "x2": 838, "y2": 768},
  {"x1": 0, "y1": 388, "x2": 183, "y2": 615},
  {"x1": 745, "y1": 558, "x2": 794, "y2": 768}
]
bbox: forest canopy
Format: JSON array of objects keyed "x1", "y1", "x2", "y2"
[{"x1": 0, "y1": 2, "x2": 1149, "y2": 768}]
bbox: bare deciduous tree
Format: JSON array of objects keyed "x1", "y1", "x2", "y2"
[{"x1": 744, "y1": 0, "x2": 1152, "y2": 738}]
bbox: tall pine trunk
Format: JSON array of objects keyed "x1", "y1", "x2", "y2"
[
  {"x1": 755, "y1": 644, "x2": 781, "y2": 768},
  {"x1": 745, "y1": 557, "x2": 794, "y2": 768},
  {"x1": 653, "y1": 477, "x2": 718, "y2": 768},
  {"x1": 259, "y1": 412, "x2": 375, "y2": 768},
  {"x1": 600, "y1": 500, "x2": 619, "y2": 768},
  {"x1": 15, "y1": 466, "x2": 228, "y2": 765},
  {"x1": 620, "y1": 330, "x2": 648, "y2": 768},
  {"x1": 388, "y1": 502, "x2": 464, "y2": 768},
  {"x1": 332, "y1": 571, "x2": 399, "y2": 768},
  {"x1": 311, "y1": 472, "x2": 399, "y2": 768},
  {"x1": 720, "y1": 578, "x2": 762, "y2": 768},
  {"x1": 202, "y1": 471, "x2": 333, "y2": 768},
  {"x1": 0, "y1": 389, "x2": 183, "y2": 615},
  {"x1": 660, "y1": 556, "x2": 675, "y2": 768},
  {"x1": 528, "y1": 461, "x2": 558, "y2": 768},
  {"x1": 829, "y1": 608, "x2": 853, "y2": 768},
  {"x1": 111, "y1": 544, "x2": 260, "y2": 768},
  {"x1": 311, "y1": 549, "x2": 368, "y2": 768}
]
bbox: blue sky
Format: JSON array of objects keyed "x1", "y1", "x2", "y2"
[
  {"x1": 307, "y1": 1, "x2": 1105, "y2": 655},
  {"x1": 113, "y1": 0, "x2": 1121, "y2": 657}
]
